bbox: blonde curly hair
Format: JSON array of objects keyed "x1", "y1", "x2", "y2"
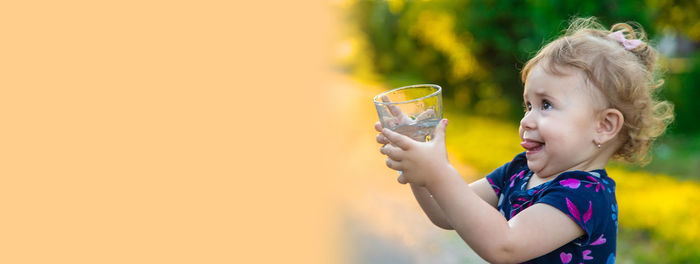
[{"x1": 521, "y1": 17, "x2": 674, "y2": 165}]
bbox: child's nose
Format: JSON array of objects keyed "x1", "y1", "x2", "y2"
[{"x1": 520, "y1": 112, "x2": 536, "y2": 130}]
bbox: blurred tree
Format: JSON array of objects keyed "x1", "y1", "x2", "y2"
[
  {"x1": 346, "y1": 0, "x2": 655, "y2": 119},
  {"x1": 648, "y1": 0, "x2": 700, "y2": 41},
  {"x1": 646, "y1": 0, "x2": 700, "y2": 134},
  {"x1": 660, "y1": 52, "x2": 700, "y2": 134}
]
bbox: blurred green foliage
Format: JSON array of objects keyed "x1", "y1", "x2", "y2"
[
  {"x1": 345, "y1": 0, "x2": 659, "y2": 119},
  {"x1": 649, "y1": 0, "x2": 700, "y2": 40},
  {"x1": 344, "y1": 0, "x2": 700, "y2": 133},
  {"x1": 661, "y1": 53, "x2": 700, "y2": 134}
]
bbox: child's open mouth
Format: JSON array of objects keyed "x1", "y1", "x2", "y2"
[{"x1": 521, "y1": 140, "x2": 545, "y2": 154}]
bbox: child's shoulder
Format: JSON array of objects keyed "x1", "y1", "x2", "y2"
[
  {"x1": 511, "y1": 151, "x2": 527, "y2": 162},
  {"x1": 505, "y1": 152, "x2": 528, "y2": 168},
  {"x1": 496, "y1": 152, "x2": 529, "y2": 176}
]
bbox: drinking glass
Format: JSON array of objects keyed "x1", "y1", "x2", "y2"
[{"x1": 373, "y1": 84, "x2": 443, "y2": 142}]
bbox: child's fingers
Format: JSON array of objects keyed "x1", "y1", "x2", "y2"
[
  {"x1": 397, "y1": 173, "x2": 408, "y2": 184},
  {"x1": 381, "y1": 95, "x2": 402, "y2": 116},
  {"x1": 431, "y1": 119, "x2": 449, "y2": 143},
  {"x1": 388, "y1": 105, "x2": 405, "y2": 121},
  {"x1": 374, "y1": 121, "x2": 383, "y2": 132},
  {"x1": 381, "y1": 95, "x2": 411, "y2": 125},
  {"x1": 382, "y1": 128, "x2": 413, "y2": 150},
  {"x1": 382, "y1": 116, "x2": 399, "y2": 129},
  {"x1": 415, "y1": 109, "x2": 435, "y2": 121},
  {"x1": 380, "y1": 144, "x2": 404, "y2": 160},
  {"x1": 376, "y1": 133, "x2": 389, "y2": 145},
  {"x1": 385, "y1": 157, "x2": 403, "y2": 171}
]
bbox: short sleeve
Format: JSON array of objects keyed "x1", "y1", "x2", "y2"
[
  {"x1": 485, "y1": 152, "x2": 527, "y2": 196},
  {"x1": 535, "y1": 171, "x2": 614, "y2": 245}
]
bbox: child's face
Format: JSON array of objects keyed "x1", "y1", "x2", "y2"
[{"x1": 519, "y1": 63, "x2": 601, "y2": 178}]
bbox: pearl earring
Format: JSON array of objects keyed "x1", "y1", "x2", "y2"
[{"x1": 594, "y1": 141, "x2": 601, "y2": 148}]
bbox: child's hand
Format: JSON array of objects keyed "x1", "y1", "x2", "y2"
[
  {"x1": 378, "y1": 95, "x2": 436, "y2": 141},
  {"x1": 379, "y1": 95, "x2": 413, "y2": 129},
  {"x1": 375, "y1": 121, "x2": 407, "y2": 183},
  {"x1": 380, "y1": 119, "x2": 451, "y2": 187}
]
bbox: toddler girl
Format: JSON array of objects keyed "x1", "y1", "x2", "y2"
[{"x1": 374, "y1": 17, "x2": 673, "y2": 263}]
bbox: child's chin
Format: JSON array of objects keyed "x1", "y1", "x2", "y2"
[{"x1": 525, "y1": 160, "x2": 543, "y2": 173}]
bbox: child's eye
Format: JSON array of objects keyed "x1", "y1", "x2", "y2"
[
  {"x1": 524, "y1": 102, "x2": 532, "y2": 112},
  {"x1": 542, "y1": 100, "x2": 552, "y2": 110}
]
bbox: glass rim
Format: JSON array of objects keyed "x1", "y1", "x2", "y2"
[{"x1": 373, "y1": 84, "x2": 442, "y2": 105}]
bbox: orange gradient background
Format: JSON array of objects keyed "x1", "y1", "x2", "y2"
[{"x1": 1, "y1": 1, "x2": 341, "y2": 263}]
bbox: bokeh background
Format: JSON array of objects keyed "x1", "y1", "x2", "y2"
[{"x1": 333, "y1": 0, "x2": 700, "y2": 263}]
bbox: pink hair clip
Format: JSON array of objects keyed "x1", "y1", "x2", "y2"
[{"x1": 608, "y1": 31, "x2": 642, "y2": 50}]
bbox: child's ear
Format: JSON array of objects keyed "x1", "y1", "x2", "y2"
[{"x1": 596, "y1": 108, "x2": 624, "y2": 144}]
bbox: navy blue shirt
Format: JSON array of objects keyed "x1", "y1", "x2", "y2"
[{"x1": 486, "y1": 152, "x2": 618, "y2": 263}]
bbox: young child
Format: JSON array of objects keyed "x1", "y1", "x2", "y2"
[{"x1": 374, "y1": 17, "x2": 673, "y2": 263}]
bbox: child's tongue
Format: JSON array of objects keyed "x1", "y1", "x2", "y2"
[{"x1": 521, "y1": 140, "x2": 544, "y2": 151}]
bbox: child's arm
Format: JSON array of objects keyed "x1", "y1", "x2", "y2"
[
  {"x1": 381, "y1": 120, "x2": 584, "y2": 263},
  {"x1": 376, "y1": 121, "x2": 498, "y2": 229},
  {"x1": 375, "y1": 121, "x2": 453, "y2": 229},
  {"x1": 428, "y1": 166, "x2": 584, "y2": 263},
  {"x1": 410, "y1": 178, "x2": 498, "y2": 230},
  {"x1": 469, "y1": 178, "x2": 499, "y2": 207},
  {"x1": 409, "y1": 183, "x2": 452, "y2": 229}
]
